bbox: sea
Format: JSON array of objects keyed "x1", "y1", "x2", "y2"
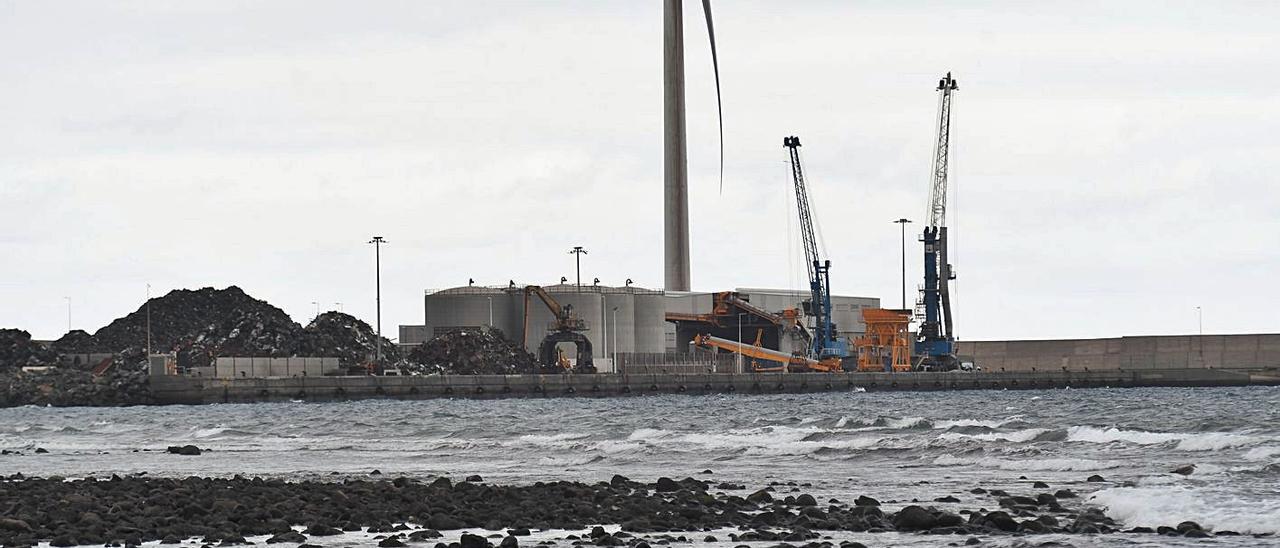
[{"x1": 2, "y1": 386, "x2": 1278, "y2": 547}]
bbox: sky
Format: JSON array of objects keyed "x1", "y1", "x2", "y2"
[{"x1": 2, "y1": 1, "x2": 1278, "y2": 342}]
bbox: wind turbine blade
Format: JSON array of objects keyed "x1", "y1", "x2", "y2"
[{"x1": 701, "y1": 0, "x2": 724, "y2": 194}]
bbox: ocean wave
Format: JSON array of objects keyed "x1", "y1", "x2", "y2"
[
  {"x1": 1065, "y1": 426, "x2": 1260, "y2": 451},
  {"x1": 936, "y1": 428, "x2": 1051, "y2": 443},
  {"x1": 1090, "y1": 486, "x2": 1280, "y2": 534},
  {"x1": 623, "y1": 426, "x2": 891, "y2": 456},
  {"x1": 932, "y1": 453, "x2": 1123, "y2": 471},
  {"x1": 1242, "y1": 446, "x2": 1280, "y2": 461},
  {"x1": 516, "y1": 432, "x2": 592, "y2": 444}
]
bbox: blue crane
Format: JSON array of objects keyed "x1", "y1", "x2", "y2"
[
  {"x1": 784, "y1": 136, "x2": 849, "y2": 362},
  {"x1": 916, "y1": 73, "x2": 960, "y2": 371}
]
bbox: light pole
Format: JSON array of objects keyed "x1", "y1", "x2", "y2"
[
  {"x1": 369, "y1": 236, "x2": 387, "y2": 364},
  {"x1": 737, "y1": 313, "x2": 747, "y2": 373},
  {"x1": 1196, "y1": 306, "x2": 1202, "y2": 335},
  {"x1": 569, "y1": 246, "x2": 588, "y2": 292},
  {"x1": 146, "y1": 284, "x2": 152, "y2": 357},
  {"x1": 612, "y1": 306, "x2": 619, "y2": 369},
  {"x1": 487, "y1": 297, "x2": 493, "y2": 327},
  {"x1": 64, "y1": 297, "x2": 71, "y2": 333},
  {"x1": 311, "y1": 301, "x2": 320, "y2": 321},
  {"x1": 335, "y1": 302, "x2": 343, "y2": 313},
  {"x1": 893, "y1": 219, "x2": 912, "y2": 310}
]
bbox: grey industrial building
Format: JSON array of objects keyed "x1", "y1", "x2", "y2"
[{"x1": 398, "y1": 284, "x2": 880, "y2": 368}]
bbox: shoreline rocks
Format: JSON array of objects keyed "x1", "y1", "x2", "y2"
[{"x1": 0, "y1": 475, "x2": 1246, "y2": 547}]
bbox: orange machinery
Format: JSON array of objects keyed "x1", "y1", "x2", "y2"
[
  {"x1": 691, "y1": 333, "x2": 842, "y2": 373},
  {"x1": 855, "y1": 308, "x2": 912, "y2": 372}
]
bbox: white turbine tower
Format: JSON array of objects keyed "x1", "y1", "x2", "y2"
[{"x1": 664, "y1": 0, "x2": 722, "y2": 292}]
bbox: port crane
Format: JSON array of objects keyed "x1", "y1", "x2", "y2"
[
  {"x1": 784, "y1": 136, "x2": 849, "y2": 363},
  {"x1": 915, "y1": 73, "x2": 960, "y2": 371}
]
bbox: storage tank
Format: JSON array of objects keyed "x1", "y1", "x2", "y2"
[
  {"x1": 633, "y1": 290, "x2": 667, "y2": 354},
  {"x1": 601, "y1": 290, "x2": 637, "y2": 356},
  {"x1": 424, "y1": 287, "x2": 515, "y2": 340}
]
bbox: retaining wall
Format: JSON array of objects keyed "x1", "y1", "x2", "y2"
[
  {"x1": 149, "y1": 368, "x2": 1278, "y2": 405},
  {"x1": 960, "y1": 334, "x2": 1280, "y2": 372}
]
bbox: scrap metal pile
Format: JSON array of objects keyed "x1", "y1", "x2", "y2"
[
  {"x1": 298, "y1": 311, "x2": 400, "y2": 368},
  {"x1": 0, "y1": 329, "x2": 57, "y2": 371},
  {"x1": 405, "y1": 328, "x2": 547, "y2": 375}
]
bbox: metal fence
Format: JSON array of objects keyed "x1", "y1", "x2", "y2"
[{"x1": 615, "y1": 351, "x2": 738, "y2": 374}]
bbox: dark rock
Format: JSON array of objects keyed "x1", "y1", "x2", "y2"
[
  {"x1": 795, "y1": 494, "x2": 817, "y2": 506},
  {"x1": 1172, "y1": 464, "x2": 1196, "y2": 475},
  {"x1": 166, "y1": 445, "x2": 202, "y2": 456},
  {"x1": 980, "y1": 511, "x2": 1020, "y2": 532},
  {"x1": 747, "y1": 490, "x2": 773, "y2": 503},
  {"x1": 1176, "y1": 521, "x2": 1203, "y2": 533},
  {"x1": 506, "y1": 529, "x2": 530, "y2": 537},
  {"x1": 854, "y1": 495, "x2": 880, "y2": 507},
  {"x1": 33, "y1": 447, "x2": 48, "y2": 454},
  {"x1": 0, "y1": 518, "x2": 32, "y2": 532},
  {"x1": 893, "y1": 506, "x2": 937, "y2": 531},
  {"x1": 427, "y1": 514, "x2": 465, "y2": 530},
  {"x1": 429, "y1": 477, "x2": 452, "y2": 490},
  {"x1": 655, "y1": 477, "x2": 681, "y2": 492},
  {"x1": 934, "y1": 495, "x2": 960, "y2": 503},
  {"x1": 379, "y1": 537, "x2": 407, "y2": 547},
  {"x1": 1032, "y1": 481, "x2": 1049, "y2": 488},
  {"x1": 460, "y1": 533, "x2": 491, "y2": 548},
  {"x1": 1086, "y1": 475, "x2": 1105, "y2": 482},
  {"x1": 498, "y1": 536, "x2": 518, "y2": 548},
  {"x1": 303, "y1": 524, "x2": 341, "y2": 536},
  {"x1": 1053, "y1": 489, "x2": 1077, "y2": 499},
  {"x1": 1185, "y1": 530, "x2": 1210, "y2": 538},
  {"x1": 466, "y1": 475, "x2": 484, "y2": 482}
]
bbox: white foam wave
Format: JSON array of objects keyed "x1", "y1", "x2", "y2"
[
  {"x1": 937, "y1": 428, "x2": 1049, "y2": 443},
  {"x1": 625, "y1": 426, "x2": 890, "y2": 456},
  {"x1": 933, "y1": 453, "x2": 1122, "y2": 471},
  {"x1": 1091, "y1": 486, "x2": 1280, "y2": 534},
  {"x1": 516, "y1": 432, "x2": 591, "y2": 444},
  {"x1": 1243, "y1": 446, "x2": 1280, "y2": 461},
  {"x1": 933, "y1": 416, "x2": 1022, "y2": 429},
  {"x1": 1066, "y1": 426, "x2": 1260, "y2": 451}
]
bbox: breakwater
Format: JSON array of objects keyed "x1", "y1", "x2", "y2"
[{"x1": 149, "y1": 367, "x2": 1278, "y2": 405}]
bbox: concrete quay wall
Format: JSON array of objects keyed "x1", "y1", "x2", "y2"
[
  {"x1": 149, "y1": 368, "x2": 1277, "y2": 405},
  {"x1": 960, "y1": 333, "x2": 1280, "y2": 372}
]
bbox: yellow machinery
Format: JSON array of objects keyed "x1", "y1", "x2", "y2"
[
  {"x1": 522, "y1": 285, "x2": 594, "y2": 372},
  {"x1": 691, "y1": 333, "x2": 842, "y2": 373},
  {"x1": 855, "y1": 308, "x2": 912, "y2": 372}
]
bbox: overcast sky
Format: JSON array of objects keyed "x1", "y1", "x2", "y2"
[{"x1": 3, "y1": 1, "x2": 1277, "y2": 342}]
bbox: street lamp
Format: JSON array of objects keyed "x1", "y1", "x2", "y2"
[
  {"x1": 893, "y1": 219, "x2": 912, "y2": 310},
  {"x1": 569, "y1": 246, "x2": 588, "y2": 291},
  {"x1": 1196, "y1": 306, "x2": 1203, "y2": 335},
  {"x1": 487, "y1": 297, "x2": 493, "y2": 327},
  {"x1": 612, "y1": 306, "x2": 619, "y2": 369},
  {"x1": 311, "y1": 301, "x2": 320, "y2": 321},
  {"x1": 368, "y1": 236, "x2": 387, "y2": 364}
]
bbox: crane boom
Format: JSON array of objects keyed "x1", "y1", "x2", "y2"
[
  {"x1": 783, "y1": 136, "x2": 847, "y2": 361},
  {"x1": 927, "y1": 73, "x2": 958, "y2": 229}
]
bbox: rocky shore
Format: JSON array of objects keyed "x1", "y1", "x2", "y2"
[{"x1": 0, "y1": 474, "x2": 1251, "y2": 547}]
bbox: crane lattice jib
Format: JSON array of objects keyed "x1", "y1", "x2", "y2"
[
  {"x1": 927, "y1": 73, "x2": 958, "y2": 229},
  {"x1": 784, "y1": 136, "x2": 819, "y2": 283}
]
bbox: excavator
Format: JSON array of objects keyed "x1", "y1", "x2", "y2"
[{"x1": 522, "y1": 285, "x2": 596, "y2": 373}]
